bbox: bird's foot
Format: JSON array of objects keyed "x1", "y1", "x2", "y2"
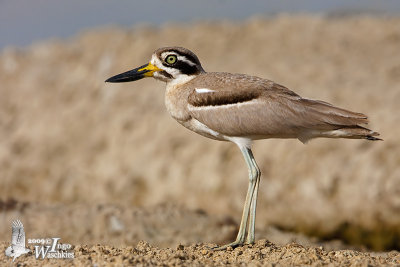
[{"x1": 212, "y1": 239, "x2": 253, "y2": 251}]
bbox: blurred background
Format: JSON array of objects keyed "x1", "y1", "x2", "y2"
[{"x1": 0, "y1": 0, "x2": 400, "y2": 251}]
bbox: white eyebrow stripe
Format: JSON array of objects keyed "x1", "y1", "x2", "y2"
[
  {"x1": 177, "y1": 55, "x2": 196, "y2": 66},
  {"x1": 195, "y1": 88, "x2": 215, "y2": 93}
]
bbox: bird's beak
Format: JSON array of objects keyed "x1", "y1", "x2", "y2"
[{"x1": 105, "y1": 63, "x2": 162, "y2": 83}]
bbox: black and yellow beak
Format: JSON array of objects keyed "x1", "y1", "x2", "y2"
[{"x1": 105, "y1": 63, "x2": 162, "y2": 83}]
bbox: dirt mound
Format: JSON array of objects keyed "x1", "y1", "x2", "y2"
[
  {"x1": 1, "y1": 202, "x2": 399, "y2": 266},
  {"x1": 1, "y1": 240, "x2": 399, "y2": 266}
]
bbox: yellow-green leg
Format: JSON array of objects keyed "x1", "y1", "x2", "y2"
[
  {"x1": 214, "y1": 145, "x2": 261, "y2": 250},
  {"x1": 246, "y1": 152, "x2": 260, "y2": 244}
]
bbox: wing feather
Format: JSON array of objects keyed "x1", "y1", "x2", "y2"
[
  {"x1": 187, "y1": 76, "x2": 373, "y2": 139},
  {"x1": 183, "y1": 72, "x2": 377, "y2": 141},
  {"x1": 188, "y1": 88, "x2": 261, "y2": 107},
  {"x1": 11, "y1": 220, "x2": 26, "y2": 247}
]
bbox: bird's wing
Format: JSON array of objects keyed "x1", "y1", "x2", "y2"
[
  {"x1": 189, "y1": 87, "x2": 262, "y2": 107},
  {"x1": 11, "y1": 220, "x2": 26, "y2": 247},
  {"x1": 187, "y1": 74, "x2": 369, "y2": 139},
  {"x1": 187, "y1": 72, "x2": 298, "y2": 107}
]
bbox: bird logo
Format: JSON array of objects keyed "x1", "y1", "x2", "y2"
[{"x1": 5, "y1": 220, "x2": 30, "y2": 261}]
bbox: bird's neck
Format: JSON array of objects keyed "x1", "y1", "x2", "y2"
[{"x1": 165, "y1": 74, "x2": 199, "y2": 91}]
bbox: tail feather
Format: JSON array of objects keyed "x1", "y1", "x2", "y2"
[
  {"x1": 303, "y1": 99, "x2": 370, "y2": 126},
  {"x1": 297, "y1": 99, "x2": 382, "y2": 143},
  {"x1": 330, "y1": 125, "x2": 382, "y2": 140},
  {"x1": 366, "y1": 135, "x2": 382, "y2": 141}
]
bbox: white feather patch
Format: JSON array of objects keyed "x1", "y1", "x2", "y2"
[
  {"x1": 195, "y1": 88, "x2": 215, "y2": 93},
  {"x1": 225, "y1": 136, "x2": 253, "y2": 149},
  {"x1": 177, "y1": 55, "x2": 196, "y2": 66},
  {"x1": 191, "y1": 119, "x2": 220, "y2": 138}
]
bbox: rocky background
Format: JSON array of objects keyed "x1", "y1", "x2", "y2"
[{"x1": 0, "y1": 15, "x2": 399, "y2": 264}]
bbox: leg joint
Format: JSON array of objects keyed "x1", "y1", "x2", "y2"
[{"x1": 249, "y1": 165, "x2": 261, "y2": 181}]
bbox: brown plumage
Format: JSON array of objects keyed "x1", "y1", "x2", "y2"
[{"x1": 181, "y1": 72, "x2": 381, "y2": 143}]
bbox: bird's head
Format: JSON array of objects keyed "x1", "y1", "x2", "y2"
[
  {"x1": 5, "y1": 246, "x2": 14, "y2": 256},
  {"x1": 106, "y1": 47, "x2": 204, "y2": 85}
]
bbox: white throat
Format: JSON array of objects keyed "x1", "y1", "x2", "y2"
[{"x1": 166, "y1": 75, "x2": 197, "y2": 92}]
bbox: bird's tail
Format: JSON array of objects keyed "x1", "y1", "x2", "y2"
[
  {"x1": 323, "y1": 125, "x2": 381, "y2": 140},
  {"x1": 297, "y1": 99, "x2": 382, "y2": 143}
]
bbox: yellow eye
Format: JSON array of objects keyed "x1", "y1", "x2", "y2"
[{"x1": 165, "y1": 55, "x2": 177, "y2": 65}]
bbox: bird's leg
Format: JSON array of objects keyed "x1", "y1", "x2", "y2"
[
  {"x1": 245, "y1": 153, "x2": 261, "y2": 244},
  {"x1": 213, "y1": 146, "x2": 260, "y2": 250}
]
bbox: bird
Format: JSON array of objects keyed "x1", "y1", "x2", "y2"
[
  {"x1": 5, "y1": 219, "x2": 30, "y2": 261},
  {"x1": 105, "y1": 46, "x2": 381, "y2": 250}
]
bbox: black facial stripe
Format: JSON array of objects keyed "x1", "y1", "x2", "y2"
[
  {"x1": 159, "y1": 70, "x2": 173, "y2": 79},
  {"x1": 161, "y1": 61, "x2": 200, "y2": 76},
  {"x1": 176, "y1": 61, "x2": 199, "y2": 75}
]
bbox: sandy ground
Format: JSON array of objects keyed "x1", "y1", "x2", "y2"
[
  {"x1": 1, "y1": 15, "x2": 400, "y2": 265},
  {"x1": 1, "y1": 240, "x2": 400, "y2": 266},
  {"x1": 0, "y1": 202, "x2": 399, "y2": 266}
]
